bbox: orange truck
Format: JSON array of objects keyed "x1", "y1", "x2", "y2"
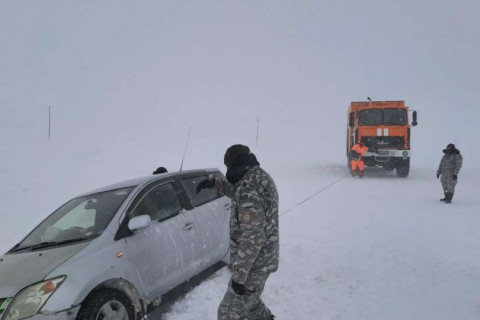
[{"x1": 346, "y1": 100, "x2": 417, "y2": 177}]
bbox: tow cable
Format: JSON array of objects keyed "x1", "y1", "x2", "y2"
[{"x1": 280, "y1": 173, "x2": 348, "y2": 216}]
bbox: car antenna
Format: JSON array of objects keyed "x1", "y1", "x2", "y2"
[{"x1": 179, "y1": 126, "x2": 192, "y2": 172}]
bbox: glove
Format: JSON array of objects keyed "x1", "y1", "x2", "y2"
[
  {"x1": 231, "y1": 280, "x2": 246, "y2": 295},
  {"x1": 195, "y1": 178, "x2": 215, "y2": 194},
  {"x1": 452, "y1": 174, "x2": 457, "y2": 180},
  {"x1": 437, "y1": 173, "x2": 440, "y2": 179}
]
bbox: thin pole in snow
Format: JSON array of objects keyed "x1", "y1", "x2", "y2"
[
  {"x1": 48, "y1": 106, "x2": 51, "y2": 141},
  {"x1": 256, "y1": 117, "x2": 260, "y2": 146},
  {"x1": 179, "y1": 126, "x2": 192, "y2": 171}
]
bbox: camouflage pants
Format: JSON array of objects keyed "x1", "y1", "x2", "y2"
[
  {"x1": 218, "y1": 272, "x2": 272, "y2": 320},
  {"x1": 441, "y1": 175, "x2": 457, "y2": 193}
]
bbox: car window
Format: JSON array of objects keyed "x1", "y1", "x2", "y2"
[
  {"x1": 53, "y1": 200, "x2": 96, "y2": 230},
  {"x1": 16, "y1": 187, "x2": 134, "y2": 249},
  {"x1": 180, "y1": 175, "x2": 220, "y2": 207},
  {"x1": 131, "y1": 183, "x2": 181, "y2": 221}
]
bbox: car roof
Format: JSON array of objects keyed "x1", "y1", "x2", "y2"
[{"x1": 77, "y1": 168, "x2": 220, "y2": 197}]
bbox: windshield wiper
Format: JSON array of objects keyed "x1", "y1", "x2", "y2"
[{"x1": 10, "y1": 237, "x2": 92, "y2": 252}]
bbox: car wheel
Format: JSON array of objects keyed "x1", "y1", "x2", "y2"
[{"x1": 76, "y1": 289, "x2": 135, "y2": 320}]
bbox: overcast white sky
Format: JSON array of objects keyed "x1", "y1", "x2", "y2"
[{"x1": 1, "y1": 0, "x2": 479, "y2": 170}]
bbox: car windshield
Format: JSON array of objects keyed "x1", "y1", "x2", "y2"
[
  {"x1": 383, "y1": 109, "x2": 407, "y2": 125},
  {"x1": 358, "y1": 109, "x2": 382, "y2": 126},
  {"x1": 358, "y1": 108, "x2": 407, "y2": 126},
  {"x1": 13, "y1": 187, "x2": 134, "y2": 251}
]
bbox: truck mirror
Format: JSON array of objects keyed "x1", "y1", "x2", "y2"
[
  {"x1": 412, "y1": 111, "x2": 418, "y2": 126},
  {"x1": 349, "y1": 113, "x2": 354, "y2": 127}
]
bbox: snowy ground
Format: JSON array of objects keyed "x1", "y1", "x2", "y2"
[
  {"x1": 1, "y1": 132, "x2": 480, "y2": 320},
  {"x1": 156, "y1": 164, "x2": 480, "y2": 320}
]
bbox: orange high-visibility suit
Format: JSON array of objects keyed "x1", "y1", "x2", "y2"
[{"x1": 351, "y1": 143, "x2": 369, "y2": 172}]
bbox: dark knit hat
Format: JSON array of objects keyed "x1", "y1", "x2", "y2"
[
  {"x1": 446, "y1": 143, "x2": 455, "y2": 149},
  {"x1": 224, "y1": 144, "x2": 250, "y2": 167},
  {"x1": 153, "y1": 167, "x2": 168, "y2": 175}
]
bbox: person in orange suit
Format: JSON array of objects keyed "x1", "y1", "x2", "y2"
[{"x1": 350, "y1": 141, "x2": 369, "y2": 177}]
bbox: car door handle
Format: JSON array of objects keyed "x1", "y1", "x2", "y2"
[{"x1": 183, "y1": 223, "x2": 194, "y2": 231}]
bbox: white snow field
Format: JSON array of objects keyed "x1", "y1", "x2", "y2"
[
  {"x1": 160, "y1": 164, "x2": 480, "y2": 320},
  {"x1": 1, "y1": 130, "x2": 480, "y2": 320},
  {"x1": 1, "y1": 1, "x2": 480, "y2": 319}
]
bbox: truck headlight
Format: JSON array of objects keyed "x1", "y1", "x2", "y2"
[{"x1": 4, "y1": 276, "x2": 65, "y2": 320}]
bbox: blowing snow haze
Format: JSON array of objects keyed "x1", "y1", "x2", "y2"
[{"x1": 0, "y1": 1, "x2": 480, "y2": 318}]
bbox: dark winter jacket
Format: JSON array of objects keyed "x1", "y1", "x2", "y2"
[
  {"x1": 437, "y1": 147, "x2": 463, "y2": 177},
  {"x1": 214, "y1": 165, "x2": 279, "y2": 284}
]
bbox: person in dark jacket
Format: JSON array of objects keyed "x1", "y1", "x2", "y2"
[
  {"x1": 196, "y1": 144, "x2": 278, "y2": 320},
  {"x1": 437, "y1": 143, "x2": 463, "y2": 203}
]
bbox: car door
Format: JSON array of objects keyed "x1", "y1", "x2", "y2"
[
  {"x1": 121, "y1": 180, "x2": 202, "y2": 300},
  {"x1": 177, "y1": 172, "x2": 230, "y2": 268}
]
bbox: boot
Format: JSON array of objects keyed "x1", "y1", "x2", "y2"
[
  {"x1": 350, "y1": 170, "x2": 355, "y2": 177},
  {"x1": 445, "y1": 192, "x2": 453, "y2": 204},
  {"x1": 358, "y1": 171, "x2": 364, "y2": 178},
  {"x1": 440, "y1": 191, "x2": 447, "y2": 202}
]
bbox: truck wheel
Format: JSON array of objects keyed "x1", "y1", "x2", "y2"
[
  {"x1": 396, "y1": 159, "x2": 410, "y2": 177},
  {"x1": 76, "y1": 289, "x2": 135, "y2": 320}
]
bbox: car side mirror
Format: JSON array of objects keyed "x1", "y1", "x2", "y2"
[
  {"x1": 412, "y1": 111, "x2": 418, "y2": 126},
  {"x1": 128, "y1": 215, "x2": 152, "y2": 231}
]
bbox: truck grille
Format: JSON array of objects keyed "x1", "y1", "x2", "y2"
[
  {"x1": 0, "y1": 297, "x2": 12, "y2": 316},
  {"x1": 361, "y1": 136, "x2": 405, "y2": 149}
]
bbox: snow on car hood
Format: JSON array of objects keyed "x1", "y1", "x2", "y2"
[{"x1": 0, "y1": 242, "x2": 89, "y2": 297}]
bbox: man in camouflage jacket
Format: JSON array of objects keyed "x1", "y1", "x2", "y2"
[
  {"x1": 196, "y1": 144, "x2": 279, "y2": 320},
  {"x1": 437, "y1": 143, "x2": 463, "y2": 204}
]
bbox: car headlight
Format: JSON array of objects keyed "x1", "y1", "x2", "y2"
[{"x1": 4, "y1": 276, "x2": 65, "y2": 320}]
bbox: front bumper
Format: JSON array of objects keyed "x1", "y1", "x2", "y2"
[
  {"x1": 365, "y1": 149, "x2": 410, "y2": 158},
  {"x1": 14, "y1": 305, "x2": 80, "y2": 320}
]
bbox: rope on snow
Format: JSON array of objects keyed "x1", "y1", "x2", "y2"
[{"x1": 280, "y1": 173, "x2": 348, "y2": 216}]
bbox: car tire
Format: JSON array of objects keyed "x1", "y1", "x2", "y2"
[{"x1": 76, "y1": 289, "x2": 135, "y2": 320}]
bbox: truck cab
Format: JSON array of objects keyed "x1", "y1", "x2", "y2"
[{"x1": 346, "y1": 100, "x2": 417, "y2": 177}]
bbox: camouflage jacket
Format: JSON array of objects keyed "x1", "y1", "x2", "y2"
[
  {"x1": 214, "y1": 166, "x2": 279, "y2": 284},
  {"x1": 437, "y1": 152, "x2": 463, "y2": 177}
]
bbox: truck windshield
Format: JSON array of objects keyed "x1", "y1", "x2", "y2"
[
  {"x1": 358, "y1": 108, "x2": 407, "y2": 126},
  {"x1": 384, "y1": 109, "x2": 407, "y2": 125},
  {"x1": 358, "y1": 109, "x2": 382, "y2": 126}
]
